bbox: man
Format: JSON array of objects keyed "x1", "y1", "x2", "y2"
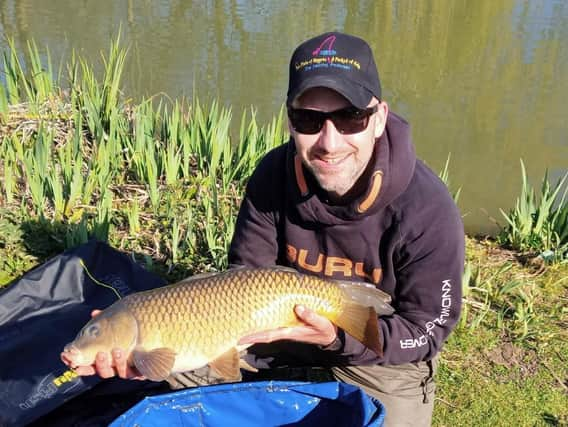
[
  {"x1": 227, "y1": 32, "x2": 464, "y2": 426},
  {"x1": 65, "y1": 32, "x2": 464, "y2": 426}
]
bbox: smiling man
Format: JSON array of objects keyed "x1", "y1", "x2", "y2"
[{"x1": 228, "y1": 32, "x2": 465, "y2": 426}]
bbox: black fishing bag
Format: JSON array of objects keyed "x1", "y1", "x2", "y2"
[{"x1": 0, "y1": 240, "x2": 168, "y2": 427}]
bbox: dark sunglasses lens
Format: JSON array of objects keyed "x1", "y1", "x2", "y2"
[
  {"x1": 289, "y1": 109, "x2": 324, "y2": 134},
  {"x1": 333, "y1": 109, "x2": 370, "y2": 134}
]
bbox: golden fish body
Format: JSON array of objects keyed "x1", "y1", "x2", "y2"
[{"x1": 62, "y1": 267, "x2": 393, "y2": 381}]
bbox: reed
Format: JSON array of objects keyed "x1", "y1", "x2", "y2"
[
  {"x1": 163, "y1": 128, "x2": 182, "y2": 187},
  {"x1": 127, "y1": 200, "x2": 141, "y2": 235},
  {"x1": 0, "y1": 39, "x2": 286, "y2": 274},
  {"x1": 2, "y1": 38, "x2": 26, "y2": 106},
  {"x1": 498, "y1": 160, "x2": 568, "y2": 261},
  {"x1": 144, "y1": 138, "x2": 161, "y2": 213},
  {"x1": 169, "y1": 216, "x2": 181, "y2": 268},
  {"x1": 46, "y1": 162, "x2": 65, "y2": 220},
  {"x1": 1, "y1": 141, "x2": 16, "y2": 204},
  {"x1": 438, "y1": 153, "x2": 461, "y2": 204},
  {"x1": 65, "y1": 216, "x2": 89, "y2": 249},
  {"x1": 26, "y1": 39, "x2": 55, "y2": 104},
  {"x1": 0, "y1": 84, "x2": 8, "y2": 122}
]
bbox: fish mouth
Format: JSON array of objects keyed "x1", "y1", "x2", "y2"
[{"x1": 61, "y1": 344, "x2": 84, "y2": 368}]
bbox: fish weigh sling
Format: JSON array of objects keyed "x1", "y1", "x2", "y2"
[{"x1": 62, "y1": 267, "x2": 394, "y2": 382}]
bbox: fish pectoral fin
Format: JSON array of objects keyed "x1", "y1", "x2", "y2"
[
  {"x1": 131, "y1": 346, "x2": 176, "y2": 382},
  {"x1": 239, "y1": 358, "x2": 258, "y2": 373},
  {"x1": 235, "y1": 345, "x2": 258, "y2": 372},
  {"x1": 335, "y1": 303, "x2": 382, "y2": 357},
  {"x1": 208, "y1": 348, "x2": 242, "y2": 380}
]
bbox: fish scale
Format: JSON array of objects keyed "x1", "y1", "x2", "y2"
[
  {"x1": 124, "y1": 268, "x2": 344, "y2": 361},
  {"x1": 62, "y1": 267, "x2": 393, "y2": 382}
]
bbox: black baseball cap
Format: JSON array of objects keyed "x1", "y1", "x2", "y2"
[{"x1": 287, "y1": 32, "x2": 382, "y2": 109}]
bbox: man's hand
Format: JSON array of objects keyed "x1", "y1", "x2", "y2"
[
  {"x1": 60, "y1": 310, "x2": 145, "y2": 380},
  {"x1": 238, "y1": 305, "x2": 338, "y2": 347}
]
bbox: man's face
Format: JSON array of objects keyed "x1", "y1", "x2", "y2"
[{"x1": 289, "y1": 87, "x2": 388, "y2": 200}]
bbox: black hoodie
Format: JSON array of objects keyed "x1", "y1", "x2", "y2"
[{"x1": 229, "y1": 112, "x2": 464, "y2": 366}]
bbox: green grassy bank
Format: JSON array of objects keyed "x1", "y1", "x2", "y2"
[{"x1": 0, "y1": 40, "x2": 566, "y2": 426}]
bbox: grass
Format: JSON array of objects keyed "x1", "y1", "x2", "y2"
[
  {"x1": 435, "y1": 238, "x2": 567, "y2": 426},
  {"x1": 0, "y1": 39, "x2": 567, "y2": 426}
]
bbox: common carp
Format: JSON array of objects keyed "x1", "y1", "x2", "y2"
[{"x1": 61, "y1": 267, "x2": 394, "y2": 382}]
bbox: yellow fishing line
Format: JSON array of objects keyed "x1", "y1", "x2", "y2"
[{"x1": 79, "y1": 258, "x2": 122, "y2": 300}]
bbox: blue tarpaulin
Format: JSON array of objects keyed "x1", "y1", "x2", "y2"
[{"x1": 110, "y1": 381, "x2": 385, "y2": 427}]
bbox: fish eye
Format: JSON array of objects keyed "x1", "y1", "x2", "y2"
[{"x1": 84, "y1": 324, "x2": 100, "y2": 338}]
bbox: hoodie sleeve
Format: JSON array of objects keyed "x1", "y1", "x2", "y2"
[
  {"x1": 337, "y1": 178, "x2": 465, "y2": 365},
  {"x1": 228, "y1": 147, "x2": 284, "y2": 267},
  {"x1": 228, "y1": 194, "x2": 279, "y2": 267}
]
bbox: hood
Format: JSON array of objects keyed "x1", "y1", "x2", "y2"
[{"x1": 285, "y1": 111, "x2": 416, "y2": 226}]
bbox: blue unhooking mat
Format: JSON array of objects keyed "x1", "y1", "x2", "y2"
[
  {"x1": 110, "y1": 380, "x2": 385, "y2": 427},
  {"x1": 0, "y1": 240, "x2": 167, "y2": 427}
]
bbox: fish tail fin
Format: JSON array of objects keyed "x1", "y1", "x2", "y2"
[
  {"x1": 337, "y1": 281, "x2": 394, "y2": 316},
  {"x1": 334, "y1": 303, "x2": 382, "y2": 356}
]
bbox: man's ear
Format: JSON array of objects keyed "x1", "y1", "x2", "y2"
[{"x1": 374, "y1": 101, "x2": 389, "y2": 139}]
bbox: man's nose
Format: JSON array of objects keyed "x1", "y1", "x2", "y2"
[{"x1": 317, "y1": 119, "x2": 341, "y2": 152}]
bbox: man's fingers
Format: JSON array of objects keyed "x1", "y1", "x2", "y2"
[
  {"x1": 295, "y1": 305, "x2": 338, "y2": 346},
  {"x1": 294, "y1": 305, "x2": 317, "y2": 324},
  {"x1": 111, "y1": 348, "x2": 145, "y2": 379},
  {"x1": 91, "y1": 309, "x2": 102, "y2": 318},
  {"x1": 238, "y1": 327, "x2": 292, "y2": 344},
  {"x1": 94, "y1": 352, "x2": 116, "y2": 379},
  {"x1": 112, "y1": 348, "x2": 128, "y2": 378},
  {"x1": 60, "y1": 352, "x2": 72, "y2": 366},
  {"x1": 237, "y1": 306, "x2": 338, "y2": 346},
  {"x1": 73, "y1": 365, "x2": 96, "y2": 376}
]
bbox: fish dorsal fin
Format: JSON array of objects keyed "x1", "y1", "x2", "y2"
[
  {"x1": 178, "y1": 271, "x2": 223, "y2": 283},
  {"x1": 337, "y1": 281, "x2": 394, "y2": 316},
  {"x1": 335, "y1": 304, "x2": 383, "y2": 356},
  {"x1": 179, "y1": 266, "x2": 298, "y2": 285},
  {"x1": 231, "y1": 265, "x2": 298, "y2": 274},
  {"x1": 131, "y1": 346, "x2": 176, "y2": 381},
  {"x1": 177, "y1": 265, "x2": 257, "y2": 283},
  {"x1": 270, "y1": 265, "x2": 299, "y2": 274},
  {"x1": 208, "y1": 347, "x2": 242, "y2": 380}
]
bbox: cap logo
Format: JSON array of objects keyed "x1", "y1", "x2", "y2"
[
  {"x1": 312, "y1": 35, "x2": 337, "y2": 57},
  {"x1": 295, "y1": 34, "x2": 361, "y2": 73}
]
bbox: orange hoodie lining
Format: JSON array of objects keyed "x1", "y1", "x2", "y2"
[
  {"x1": 294, "y1": 155, "x2": 309, "y2": 196},
  {"x1": 357, "y1": 171, "x2": 383, "y2": 213}
]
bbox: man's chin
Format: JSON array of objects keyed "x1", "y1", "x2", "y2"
[
  {"x1": 307, "y1": 165, "x2": 356, "y2": 195},
  {"x1": 314, "y1": 177, "x2": 350, "y2": 196}
]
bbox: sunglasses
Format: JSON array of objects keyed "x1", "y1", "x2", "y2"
[{"x1": 287, "y1": 105, "x2": 378, "y2": 135}]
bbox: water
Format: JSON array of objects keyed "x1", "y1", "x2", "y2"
[{"x1": 1, "y1": 0, "x2": 567, "y2": 234}]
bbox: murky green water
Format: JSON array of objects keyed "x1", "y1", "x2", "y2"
[{"x1": 1, "y1": 0, "x2": 567, "y2": 234}]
